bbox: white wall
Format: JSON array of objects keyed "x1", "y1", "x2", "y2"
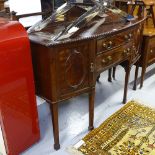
[
  {"x1": 9, "y1": 0, "x2": 42, "y2": 27},
  {"x1": 0, "y1": 126, "x2": 6, "y2": 155}
]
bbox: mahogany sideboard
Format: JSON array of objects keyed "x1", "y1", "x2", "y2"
[{"x1": 29, "y1": 9, "x2": 145, "y2": 149}]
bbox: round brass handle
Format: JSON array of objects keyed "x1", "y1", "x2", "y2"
[
  {"x1": 127, "y1": 48, "x2": 130, "y2": 52},
  {"x1": 123, "y1": 49, "x2": 129, "y2": 56},
  {"x1": 125, "y1": 35, "x2": 131, "y2": 41},
  {"x1": 150, "y1": 49, "x2": 153, "y2": 53},
  {"x1": 109, "y1": 41, "x2": 113, "y2": 45},
  {"x1": 107, "y1": 56, "x2": 112, "y2": 61},
  {"x1": 102, "y1": 43, "x2": 107, "y2": 48},
  {"x1": 107, "y1": 41, "x2": 113, "y2": 49},
  {"x1": 124, "y1": 49, "x2": 127, "y2": 53},
  {"x1": 125, "y1": 35, "x2": 128, "y2": 40},
  {"x1": 102, "y1": 59, "x2": 106, "y2": 64},
  {"x1": 129, "y1": 33, "x2": 132, "y2": 38}
]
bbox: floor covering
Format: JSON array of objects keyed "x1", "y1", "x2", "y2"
[{"x1": 22, "y1": 64, "x2": 155, "y2": 155}]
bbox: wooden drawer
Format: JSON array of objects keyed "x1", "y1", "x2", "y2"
[
  {"x1": 146, "y1": 37, "x2": 155, "y2": 64},
  {"x1": 97, "y1": 29, "x2": 134, "y2": 54},
  {"x1": 96, "y1": 43, "x2": 132, "y2": 72}
]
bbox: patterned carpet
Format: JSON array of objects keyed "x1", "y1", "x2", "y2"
[{"x1": 72, "y1": 101, "x2": 155, "y2": 155}]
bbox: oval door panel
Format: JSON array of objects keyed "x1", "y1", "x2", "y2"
[{"x1": 65, "y1": 49, "x2": 86, "y2": 89}]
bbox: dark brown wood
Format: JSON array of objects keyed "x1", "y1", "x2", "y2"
[
  {"x1": 133, "y1": 65, "x2": 139, "y2": 90},
  {"x1": 108, "y1": 69, "x2": 112, "y2": 82},
  {"x1": 123, "y1": 62, "x2": 131, "y2": 104},
  {"x1": 113, "y1": 67, "x2": 116, "y2": 80},
  {"x1": 133, "y1": 31, "x2": 155, "y2": 89},
  {"x1": 29, "y1": 9, "x2": 145, "y2": 150},
  {"x1": 150, "y1": 5, "x2": 155, "y2": 27},
  {"x1": 140, "y1": 63, "x2": 147, "y2": 88},
  {"x1": 88, "y1": 87, "x2": 95, "y2": 131},
  {"x1": 115, "y1": 0, "x2": 129, "y2": 12},
  {"x1": 50, "y1": 103, "x2": 60, "y2": 150},
  {"x1": 0, "y1": 0, "x2": 4, "y2": 11},
  {"x1": 96, "y1": 75, "x2": 100, "y2": 82}
]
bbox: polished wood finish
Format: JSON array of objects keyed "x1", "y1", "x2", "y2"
[
  {"x1": 134, "y1": 29, "x2": 155, "y2": 89},
  {"x1": 130, "y1": 0, "x2": 155, "y2": 89},
  {"x1": 30, "y1": 40, "x2": 96, "y2": 150},
  {"x1": 0, "y1": 0, "x2": 4, "y2": 10},
  {"x1": 50, "y1": 103, "x2": 60, "y2": 150},
  {"x1": 29, "y1": 9, "x2": 144, "y2": 149},
  {"x1": 97, "y1": 29, "x2": 134, "y2": 54},
  {"x1": 108, "y1": 0, "x2": 146, "y2": 84},
  {"x1": 89, "y1": 88, "x2": 95, "y2": 131}
]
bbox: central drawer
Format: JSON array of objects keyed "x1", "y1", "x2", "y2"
[
  {"x1": 97, "y1": 29, "x2": 134, "y2": 54},
  {"x1": 96, "y1": 43, "x2": 132, "y2": 72}
]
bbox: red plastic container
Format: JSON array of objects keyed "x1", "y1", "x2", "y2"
[{"x1": 0, "y1": 18, "x2": 40, "y2": 155}]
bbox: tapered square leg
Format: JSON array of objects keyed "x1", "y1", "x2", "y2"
[
  {"x1": 140, "y1": 65, "x2": 147, "y2": 89},
  {"x1": 108, "y1": 68, "x2": 112, "y2": 82},
  {"x1": 123, "y1": 63, "x2": 131, "y2": 104},
  {"x1": 88, "y1": 88, "x2": 95, "y2": 131},
  {"x1": 113, "y1": 67, "x2": 116, "y2": 80},
  {"x1": 50, "y1": 103, "x2": 60, "y2": 150},
  {"x1": 133, "y1": 65, "x2": 139, "y2": 90},
  {"x1": 97, "y1": 74, "x2": 101, "y2": 83}
]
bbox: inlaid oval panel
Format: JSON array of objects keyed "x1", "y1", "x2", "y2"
[{"x1": 65, "y1": 49, "x2": 86, "y2": 89}]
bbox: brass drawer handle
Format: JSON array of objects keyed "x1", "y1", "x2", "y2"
[
  {"x1": 102, "y1": 43, "x2": 107, "y2": 48},
  {"x1": 125, "y1": 35, "x2": 129, "y2": 40},
  {"x1": 129, "y1": 33, "x2": 132, "y2": 39},
  {"x1": 127, "y1": 48, "x2": 131, "y2": 52},
  {"x1": 107, "y1": 41, "x2": 113, "y2": 49},
  {"x1": 102, "y1": 56, "x2": 112, "y2": 65},
  {"x1": 125, "y1": 34, "x2": 132, "y2": 41},
  {"x1": 102, "y1": 41, "x2": 113, "y2": 49},
  {"x1": 123, "y1": 49, "x2": 130, "y2": 56},
  {"x1": 102, "y1": 59, "x2": 106, "y2": 64},
  {"x1": 90, "y1": 63, "x2": 94, "y2": 72},
  {"x1": 107, "y1": 56, "x2": 112, "y2": 61},
  {"x1": 150, "y1": 49, "x2": 153, "y2": 53}
]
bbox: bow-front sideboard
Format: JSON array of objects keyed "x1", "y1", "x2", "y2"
[{"x1": 29, "y1": 7, "x2": 145, "y2": 149}]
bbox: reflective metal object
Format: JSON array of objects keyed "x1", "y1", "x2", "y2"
[{"x1": 28, "y1": 0, "x2": 128, "y2": 41}]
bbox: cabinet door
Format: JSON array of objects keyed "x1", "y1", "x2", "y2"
[
  {"x1": 147, "y1": 37, "x2": 155, "y2": 64},
  {"x1": 56, "y1": 42, "x2": 94, "y2": 97}
]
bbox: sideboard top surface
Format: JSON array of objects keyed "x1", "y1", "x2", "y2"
[{"x1": 29, "y1": 5, "x2": 145, "y2": 47}]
